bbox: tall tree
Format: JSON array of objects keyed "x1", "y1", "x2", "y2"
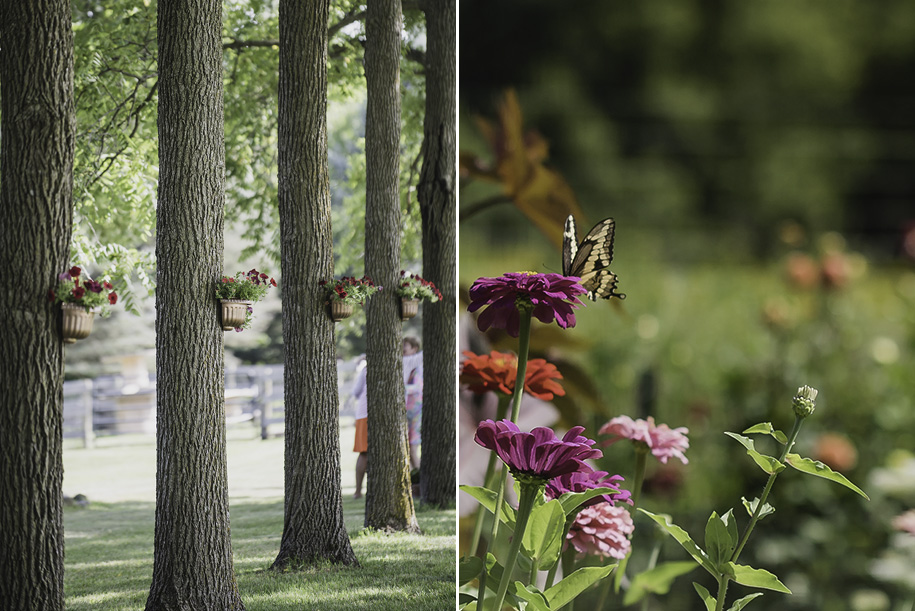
[
  {"x1": 417, "y1": 0, "x2": 456, "y2": 508},
  {"x1": 271, "y1": 0, "x2": 358, "y2": 569},
  {"x1": 0, "y1": 1, "x2": 75, "y2": 608},
  {"x1": 145, "y1": 0, "x2": 244, "y2": 608},
  {"x1": 364, "y1": 0, "x2": 419, "y2": 532}
]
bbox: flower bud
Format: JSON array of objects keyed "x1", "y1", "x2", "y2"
[{"x1": 792, "y1": 385, "x2": 818, "y2": 418}]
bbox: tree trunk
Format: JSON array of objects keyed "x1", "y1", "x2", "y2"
[
  {"x1": 145, "y1": 0, "x2": 244, "y2": 609},
  {"x1": 364, "y1": 0, "x2": 419, "y2": 533},
  {"x1": 271, "y1": 0, "x2": 358, "y2": 569},
  {"x1": 0, "y1": 1, "x2": 74, "y2": 609},
  {"x1": 418, "y1": 0, "x2": 457, "y2": 508}
]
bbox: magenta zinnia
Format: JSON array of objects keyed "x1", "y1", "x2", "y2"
[
  {"x1": 468, "y1": 272, "x2": 586, "y2": 337},
  {"x1": 474, "y1": 419, "x2": 601, "y2": 480},
  {"x1": 566, "y1": 503, "x2": 635, "y2": 560},
  {"x1": 599, "y1": 415, "x2": 690, "y2": 464},
  {"x1": 545, "y1": 470, "x2": 632, "y2": 507}
]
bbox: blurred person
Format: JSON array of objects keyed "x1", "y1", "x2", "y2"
[
  {"x1": 403, "y1": 336, "x2": 423, "y2": 472},
  {"x1": 351, "y1": 355, "x2": 368, "y2": 499}
]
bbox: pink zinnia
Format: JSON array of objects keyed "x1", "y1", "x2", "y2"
[
  {"x1": 545, "y1": 470, "x2": 632, "y2": 508},
  {"x1": 467, "y1": 272, "x2": 587, "y2": 337},
  {"x1": 566, "y1": 503, "x2": 635, "y2": 560},
  {"x1": 474, "y1": 419, "x2": 601, "y2": 480},
  {"x1": 600, "y1": 415, "x2": 689, "y2": 464}
]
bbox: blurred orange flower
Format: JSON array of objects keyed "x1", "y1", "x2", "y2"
[
  {"x1": 813, "y1": 432, "x2": 858, "y2": 473},
  {"x1": 460, "y1": 350, "x2": 566, "y2": 401}
]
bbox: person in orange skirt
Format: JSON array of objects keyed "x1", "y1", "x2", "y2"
[{"x1": 352, "y1": 356, "x2": 368, "y2": 499}]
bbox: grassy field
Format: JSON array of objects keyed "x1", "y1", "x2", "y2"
[{"x1": 63, "y1": 420, "x2": 455, "y2": 611}]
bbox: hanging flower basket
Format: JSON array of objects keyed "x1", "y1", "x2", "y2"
[
  {"x1": 329, "y1": 300, "x2": 355, "y2": 322},
  {"x1": 215, "y1": 269, "x2": 276, "y2": 332},
  {"x1": 220, "y1": 299, "x2": 253, "y2": 331},
  {"x1": 320, "y1": 276, "x2": 382, "y2": 323},
  {"x1": 50, "y1": 265, "x2": 118, "y2": 343},
  {"x1": 400, "y1": 297, "x2": 419, "y2": 321},
  {"x1": 61, "y1": 303, "x2": 95, "y2": 344}
]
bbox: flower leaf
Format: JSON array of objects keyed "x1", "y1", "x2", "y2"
[
  {"x1": 725, "y1": 562, "x2": 791, "y2": 593},
  {"x1": 557, "y1": 486, "x2": 628, "y2": 517},
  {"x1": 728, "y1": 592, "x2": 764, "y2": 611},
  {"x1": 544, "y1": 564, "x2": 617, "y2": 610},
  {"x1": 623, "y1": 561, "x2": 697, "y2": 605},
  {"x1": 457, "y1": 593, "x2": 476, "y2": 609},
  {"x1": 741, "y1": 496, "x2": 776, "y2": 520},
  {"x1": 724, "y1": 433, "x2": 786, "y2": 475},
  {"x1": 784, "y1": 454, "x2": 870, "y2": 500},
  {"x1": 513, "y1": 583, "x2": 551, "y2": 611},
  {"x1": 521, "y1": 499, "x2": 566, "y2": 570},
  {"x1": 459, "y1": 555, "x2": 484, "y2": 586},
  {"x1": 705, "y1": 511, "x2": 737, "y2": 569},
  {"x1": 458, "y1": 485, "x2": 517, "y2": 527},
  {"x1": 640, "y1": 509, "x2": 717, "y2": 577},
  {"x1": 693, "y1": 582, "x2": 717, "y2": 611},
  {"x1": 742, "y1": 422, "x2": 788, "y2": 445}
]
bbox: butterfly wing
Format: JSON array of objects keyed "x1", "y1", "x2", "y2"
[
  {"x1": 562, "y1": 215, "x2": 578, "y2": 277},
  {"x1": 566, "y1": 217, "x2": 626, "y2": 301}
]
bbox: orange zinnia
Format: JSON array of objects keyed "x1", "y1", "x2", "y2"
[{"x1": 460, "y1": 351, "x2": 566, "y2": 400}]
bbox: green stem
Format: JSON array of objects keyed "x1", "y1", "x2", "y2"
[
  {"x1": 492, "y1": 483, "x2": 541, "y2": 611},
  {"x1": 490, "y1": 463, "x2": 509, "y2": 545},
  {"x1": 529, "y1": 557, "x2": 540, "y2": 588},
  {"x1": 509, "y1": 308, "x2": 533, "y2": 423},
  {"x1": 470, "y1": 394, "x2": 511, "y2": 557},
  {"x1": 483, "y1": 309, "x2": 533, "y2": 579},
  {"x1": 544, "y1": 515, "x2": 576, "y2": 589},
  {"x1": 714, "y1": 575, "x2": 730, "y2": 611},
  {"x1": 469, "y1": 450, "x2": 499, "y2": 558},
  {"x1": 639, "y1": 535, "x2": 663, "y2": 611},
  {"x1": 612, "y1": 445, "x2": 649, "y2": 594},
  {"x1": 561, "y1": 547, "x2": 577, "y2": 611},
  {"x1": 730, "y1": 416, "x2": 804, "y2": 564},
  {"x1": 478, "y1": 461, "x2": 508, "y2": 611}
]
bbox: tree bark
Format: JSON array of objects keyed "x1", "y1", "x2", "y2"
[
  {"x1": 145, "y1": 0, "x2": 244, "y2": 609},
  {"x1": 364, "y1": 0, "x2": 420, "y2": 533},
  {"x1": 0, "y1": 1, "x2": 75, "y2": 608},
  {"x1": 271, "y1": 0, "x2": 358, "y2": 569},
  {"x1": 418, "y1": 0, "x2": 456, "y2": 508}
]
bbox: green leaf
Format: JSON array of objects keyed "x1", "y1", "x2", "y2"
[
  {"x1": 522, "y1": 499, "x2": 565, "y2": 570},
  {"x1": 513, "y1": 584, "x2": 551, "y2": 611},
  {"x1": 742, "y1": 423, "x2": 788, "y2": 444},
  {"x1": 458, "y1": 593, "x2": 476, "y2": 607},
  {"x1": 640, "y1": 509, "x2": 717, "y2": 576},
  {"x1": 458, "y1": 599, "x2": 476, "y2": 610},
  {"x1": 459, "y1": 485, "x2": 517, "y2": 527},
  {"x1": 725, "y1": 563, "x2": 791, "y2": 593},
  {"x1": 557, "y1": 486, "x2": 627, "y2": 516},
  {"x1": 459, "y1": 556, "x2": 484, "y2": 585},
  {"x1": 784, "y1": 454, "x2": 870, "y2": 500},
  {"x1": 544, "y1": 565, "x2": 617, "y2": 610},
  {"x1": 623, "y1": 561, "x2": 697, "y2": 605},
  {"x1": 728, "y1": 592, "x2": 764, "y2": 610},
  {"x1": 705, "y1": 511, "x2": 738, "y2": 569},
  {"x1": 693, "y1": 582, "x2": 717, "y2": 611},
  {"x1": 741, "y1": 497, "x2": 775, "y2": 520},
  {"x1": 724, "y1": 433, "x2": 786, "y2": 475}
]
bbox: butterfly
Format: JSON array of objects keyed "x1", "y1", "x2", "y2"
[{"x1": 562, "y1": 215, "x2": 626, "y2": 301}]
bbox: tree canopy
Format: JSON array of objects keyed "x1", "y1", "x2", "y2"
[{"x1": 63, "y1": 0, "x2": 427, "y2": 343}]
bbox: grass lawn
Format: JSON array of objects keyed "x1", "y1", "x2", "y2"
[{"x1": 63, "y1": 420, "x2": 456, "y2": 610}]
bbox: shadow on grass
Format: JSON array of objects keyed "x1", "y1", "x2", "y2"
[{"x1": 65, "y1": 497, "x2": 455, "y2": 611}]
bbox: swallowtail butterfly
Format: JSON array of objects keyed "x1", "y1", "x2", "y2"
[{"x1": 562, "y1": 215, "x2": 626, "y2": 301}]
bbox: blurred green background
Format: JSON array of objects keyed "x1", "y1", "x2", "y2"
[{"x1": 459, "y1": 2, "x2": 915, "y2": 609}]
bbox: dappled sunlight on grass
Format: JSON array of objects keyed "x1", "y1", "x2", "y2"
[{"x1": 64, "y1": 494, "x2": 455, "y2": 609}]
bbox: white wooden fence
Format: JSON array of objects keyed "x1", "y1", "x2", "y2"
[{"x1": 63, "y1": 359, "x2": 364, "y2": 447}]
